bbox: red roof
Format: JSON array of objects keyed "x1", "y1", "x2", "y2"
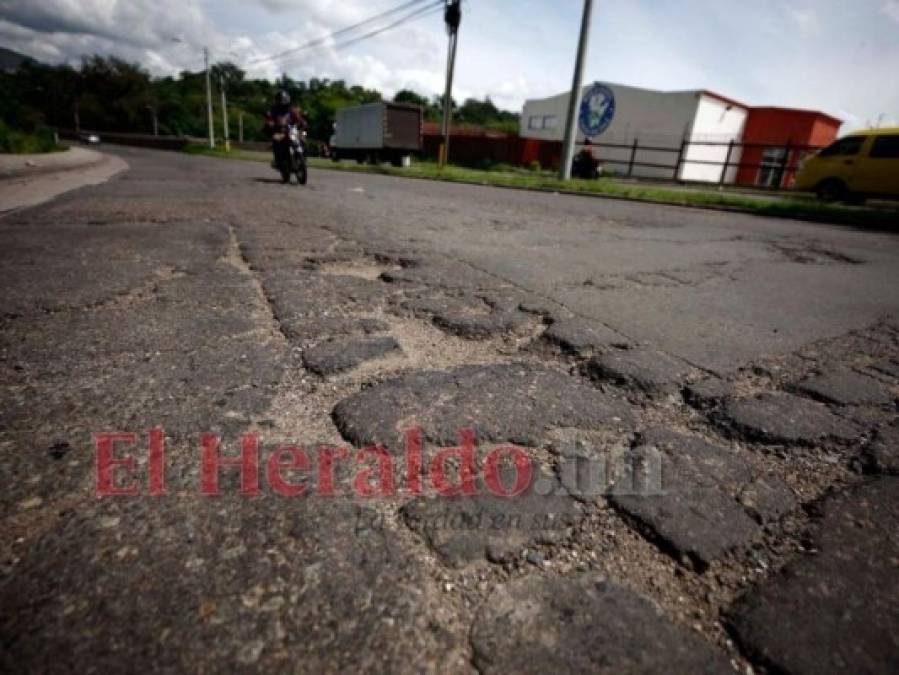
[{"x1": 698, "y1": 91, "x2": 840, "y2": 126}]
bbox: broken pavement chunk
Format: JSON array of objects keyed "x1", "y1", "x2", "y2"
[
  {"x1": 332, "y1": 363, "x2": 633, "y2": 451},
  {"x1": 302, "y1": 336, "x2": 400, "y2": 375},
  {"x1": 471, "y1": 575, "x2": 733, "y2": 674}
]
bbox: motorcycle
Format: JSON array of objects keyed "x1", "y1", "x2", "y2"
[{"x1": 271, "y1": 124, "x2": 308, "y2": 185}]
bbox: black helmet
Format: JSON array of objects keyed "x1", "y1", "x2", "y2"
[{"x1": 275, "y1": 90, "x2": 290, "y2": 106}]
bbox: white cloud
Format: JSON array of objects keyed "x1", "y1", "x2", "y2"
[
  {"x1": 0, "y1": 0, "x2": 448, "y2": 101},
  {"x1": 0, "y1": 0, "x2": 208, "y2": 48},
  {"x1": 253, "y1": 0, "x2": 368, "y2": 24},
  {"x1": 1, "y1": 0, "x2": 897, "y2": 123},
  {"x1": 884, "y1": 0, "x2": 899, "y2": 23},
  {"x1": 787, "y1": 7, "x2": 821, "y2": 38}
]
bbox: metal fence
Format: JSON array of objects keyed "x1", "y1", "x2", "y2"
[{"x1": 580, "y1": 137, "x2": 824, "y2": 188}]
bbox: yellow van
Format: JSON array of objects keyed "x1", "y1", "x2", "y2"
[{"x1": 795, "y1": 127, "x2": 899, "y2": 204}]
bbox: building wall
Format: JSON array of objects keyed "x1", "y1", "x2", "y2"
[
  {"x1": 521, "y1": 82, "x2": 703, "y2": 179},
  {"x1": 519, "y1": 91, "x2": 569, "y2": 141},
  {"x1": 520, "y1": 84, "x2": 840, "y2": 185},
  {"x1": 681, "y1": 95, "x2": 748, "y2": 182},
  {"x1": 736, "y1": 109, "x2": 841, "y2": 187},
  {"x1": 809, "y1": 117, "x2": 843, "y2": 145}
]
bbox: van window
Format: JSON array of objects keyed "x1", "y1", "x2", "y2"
[
  {"x1": 870, "y1": 135, "x2": 899, "y2": 159},
  {"x1": 818, "y1": 136, "x2": 864, "y2": 157}
]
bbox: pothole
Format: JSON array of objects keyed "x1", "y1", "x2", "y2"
[
  {"x1": 315, "y1": 260, "x2": 400, "y2": 281},
  {"x1": 771, "y1": 243, "x2": 863, "y2": 265}
]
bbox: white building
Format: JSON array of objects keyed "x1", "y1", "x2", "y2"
[{"x1": 521, "y1": 81, "x2": 748, "y2": 182}]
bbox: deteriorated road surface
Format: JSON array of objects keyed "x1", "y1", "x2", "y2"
[{"x1": 2, "y1": 147, "x2": 898, "y2": 674}]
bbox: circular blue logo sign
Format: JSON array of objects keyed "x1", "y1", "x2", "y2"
[{"x1": 578, "y1": 83, "x2": 616, "y2": 137}]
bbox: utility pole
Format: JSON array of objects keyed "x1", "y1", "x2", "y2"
[
  {"x1": 73, "y1": 73, "x2": 82, "y2": 133},
  {"x1": 147, "y1": 104, "x2": 159, "y2": 136},
  {"x1": 204, "y1": 47, "x2": 215, "y2": 149},
  {"x1": 238, "y1": 113, "x2": 244, "y2": 143},
  {"x1": 559, "y1": 0, "x2": 594, "y2": 180},
  {"x1": 439, "y1": 0, "x2": 461, "y2": 168},
  {"x1": 220, "y1": 75, "x2": 230, "y2": 152}
]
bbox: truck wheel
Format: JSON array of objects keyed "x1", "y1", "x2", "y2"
[
  {"x1": 356, "y1": 154, "x2": 366, "y2": 165},
  {"x1": 816, "y1": 179, "x2": 848, "y2": 203},
  {"x1": 390, "y1": 154, "x2": 402, "y2": 167}
]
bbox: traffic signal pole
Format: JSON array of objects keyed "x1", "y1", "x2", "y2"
[{"x1": 559, "y1": 0, "x2": 593, "y2": 180}]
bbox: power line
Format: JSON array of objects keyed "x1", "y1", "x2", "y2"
[
  {"x1": 247, "y1": 0, "x2": 433, "y2": 67},
  {"x1": 272, "y1": 0, "x2": 443, "y2": 69}
]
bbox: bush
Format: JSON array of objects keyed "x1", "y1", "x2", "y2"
[
  {"x1": 528, "y1": 159, "x2": 542, "y2": 172},
  {"x1": 473, "y1": 158, "x2": 498, "y2": 171},
  {"x1": 0, "y1": 120, "x2": 59, "y2": 154}
]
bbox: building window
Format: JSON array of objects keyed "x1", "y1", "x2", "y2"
[
  {"x1": 870, "y1": 135, "x2": 899, "y2": 159},
  {"x1": 528, "y1": 115, "x2": 542, "y2": 130},
  {"x1": 542, "y1": 115, "x2": 558, "y2": 129},
  {"x1": 757, "y1": 147, "x2": 787, "y2": 188}
]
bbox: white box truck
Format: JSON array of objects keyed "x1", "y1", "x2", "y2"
[{"x1": 332, "y1": 102, "x2": 422, "y2": 166}]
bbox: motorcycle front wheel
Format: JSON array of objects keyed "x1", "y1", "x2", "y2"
[{"x1": 295, "y1": 160, "x2": 308, "y2": 186}]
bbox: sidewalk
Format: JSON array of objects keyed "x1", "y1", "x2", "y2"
[{"x1": 0, "y1": 146, "x2": 128, "y2": 215}]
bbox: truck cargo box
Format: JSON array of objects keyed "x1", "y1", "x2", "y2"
[{"x1": 333, "y1": 102, "x2": 422, "y2": 164}]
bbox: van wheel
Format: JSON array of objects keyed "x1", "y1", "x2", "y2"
[{"x1": 816, "y1": 179, "x2": 848, "y2": 203}]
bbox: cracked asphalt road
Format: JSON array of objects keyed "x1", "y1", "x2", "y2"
[{"x1": 1, "y1": 147, "x2": 898, "y2": 674}]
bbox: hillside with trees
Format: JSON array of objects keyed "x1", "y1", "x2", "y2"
[{"x1": 0, "y1": 54, "x2": 520, "y2": 144}]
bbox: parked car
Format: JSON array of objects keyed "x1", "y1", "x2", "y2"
[{"x1": 795, "y1": 127, "x2": 899, "y2": 204}]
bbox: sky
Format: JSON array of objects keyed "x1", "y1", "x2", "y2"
[{"x1": 1, "y1": 0, "x2": 897, "y2": 131}]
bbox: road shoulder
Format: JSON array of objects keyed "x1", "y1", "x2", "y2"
[{"x1": 0, "y1": 147, "x2": 128, "y2": 216}]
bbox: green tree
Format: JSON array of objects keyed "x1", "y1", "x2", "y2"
[
  {"x1": 0, "y1": 54, "x2": 519, "y2": 143},
  {"x1": 393, "y1": 89, "x2": 429, "y2": 108}
]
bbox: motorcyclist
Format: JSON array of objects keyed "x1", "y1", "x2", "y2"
[{"x1": 264, "y1": 90, "x2": 308, "y2": 165}]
